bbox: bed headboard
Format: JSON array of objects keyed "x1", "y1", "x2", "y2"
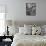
[
  {"x1": 6, "y1": 20, "x2": 46, "y2": 27},
  {"x1": 15, "y1": 21, "x2": 46, "y2": 27}
]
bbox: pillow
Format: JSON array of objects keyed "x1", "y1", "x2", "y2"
[
  {"x1": 42, "y1": 25, "x2": 46, "y2": 33},
  {"x1": 32, "y1": 26, "x2": 41, "y2": 35},
  {"x1": 24, "y1": 24, "x2": 32, "y2": 29},
  {"x1": 19, "y1": 27, "x2": 25, "y2": 34},
  {"x1": 42, "y1": 25, "x2": 46, "y2": 35},
  {"x1": 32, "y1": 27, "x2": 36, "y2": 35},
  {"x1": 8, "y1": 26, "x2": 19, "y2": 36},
  {"x1": 24, "y1": 24, "x2": 32, "y2": 35},
  {"x1": 19, "y1": 27, "x2": 32, "y2": 35},
  {"x1": 24, "y1": 27, "x2": 32, "y2": 35},
  {"x1": 40, "y1": 25, "x2": 45, "y2": 35}
]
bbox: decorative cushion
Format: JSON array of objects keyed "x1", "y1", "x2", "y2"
[
  {"x1": 32, "y1": 27, "x2": 37, "y2": 35},
  {"x1": 32, "y1": 26, "x2": 41, "y2": 35}
]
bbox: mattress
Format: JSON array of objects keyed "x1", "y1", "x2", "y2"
[{"x1": 11, "y1": 33, "x2": 46, "y2": 46}]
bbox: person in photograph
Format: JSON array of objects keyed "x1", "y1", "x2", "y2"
[{"x1": 26, "y1": 3, "x2": 36, "y2": 16}]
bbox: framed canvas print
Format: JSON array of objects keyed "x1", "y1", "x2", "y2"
[{"x1": 26, "y1": 3, "x2": 36, "y2": 16}]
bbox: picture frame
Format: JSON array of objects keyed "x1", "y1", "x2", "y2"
[{"x1": 26, "y1": 3, "x2": 36, "y2": 16}]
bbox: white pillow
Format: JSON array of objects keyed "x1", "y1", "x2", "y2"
[
  {"x1": 19, "y1": 27, "x2": 32, "y2": 35},
  {"x1": 40, "y1": 25, "x2": 45, "y2": 35},
  {"x1": 24, "y1": 27, "x2": 32, "y2": 35},
  {"x1": 32, "y1": 26, "x2": 41, "y2": 35},
  {"x1": 8, "y1": 26, "x2": 19, "y2": 36},
  {"x1": 32, "y1": 27, "x2": 36, "y2": 35},
  {"x1": 42, "y1": 25, "x2": 46, "y2": 33},
  {"x1": 24, "y1": 24, "x2": 32, "y2": 35},
  {"x1": 24, "y1": 24, "x2": 32, "y2": 29},
  {"x1": 19, "y1": 27, "x2": 25, "y2": 34}
]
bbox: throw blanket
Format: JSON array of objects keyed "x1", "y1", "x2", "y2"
[{"x1": 11, "y1": 33, "x2": 46, "y2": 46}]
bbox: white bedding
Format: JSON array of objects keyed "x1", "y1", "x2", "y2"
[{"x1": 11, "y1": 33, "x2": 46, "y2": 46}]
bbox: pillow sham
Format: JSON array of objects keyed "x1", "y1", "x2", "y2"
[
  {"x1": 40, "y1": 26, "x2": 45, "y2": 35},
  {"x1": 8, "y1": 26, "x2": 19, "y2": 36},
  {"x1": 42, "y1": 25, "x2": 46, "y2": 32},
  {"x1": 19, "y1": 27, "x2": 32, "y2": 35},
  {"x1": 19, "y1": 27, "x2": 25, "y2": 34},
  {"x1": 24, "y1": 27, "x2": 32, "y2": 35},
  {"x1": 24, "y1": 24, "x2": 32, "y2": 28},
  {"x1": 32, "y1": 26, "x2": 41, "y2": 35},
  {"x1": 42, "y1": 25, "x2": 46, "y2": 35}
]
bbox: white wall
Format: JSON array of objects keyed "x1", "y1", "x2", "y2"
[{"x1": 0, "y1": 0, "x2": 46, "y2": 22}]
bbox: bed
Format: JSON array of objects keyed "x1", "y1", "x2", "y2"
[
  {"x1": 11, "y1": 33, "x2": 46, "y2": 46},
  {"x1": 11, "y1": 21, "x2": 46, "y2": 46}
]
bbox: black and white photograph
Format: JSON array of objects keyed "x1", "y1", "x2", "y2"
[{"x1": 26, "y1": 3, "x2": 36, "y2": 16}]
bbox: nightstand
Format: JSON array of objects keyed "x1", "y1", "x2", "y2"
[
  {"x1": 2, "y1": 36, "x2": 13, "y2": 46},
  {"x1": 3, "y1": 41, "x2": 12, "y2": 46},
  {"x1": 0, "y1": 36, "x2": 13, "y2": 46}
]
